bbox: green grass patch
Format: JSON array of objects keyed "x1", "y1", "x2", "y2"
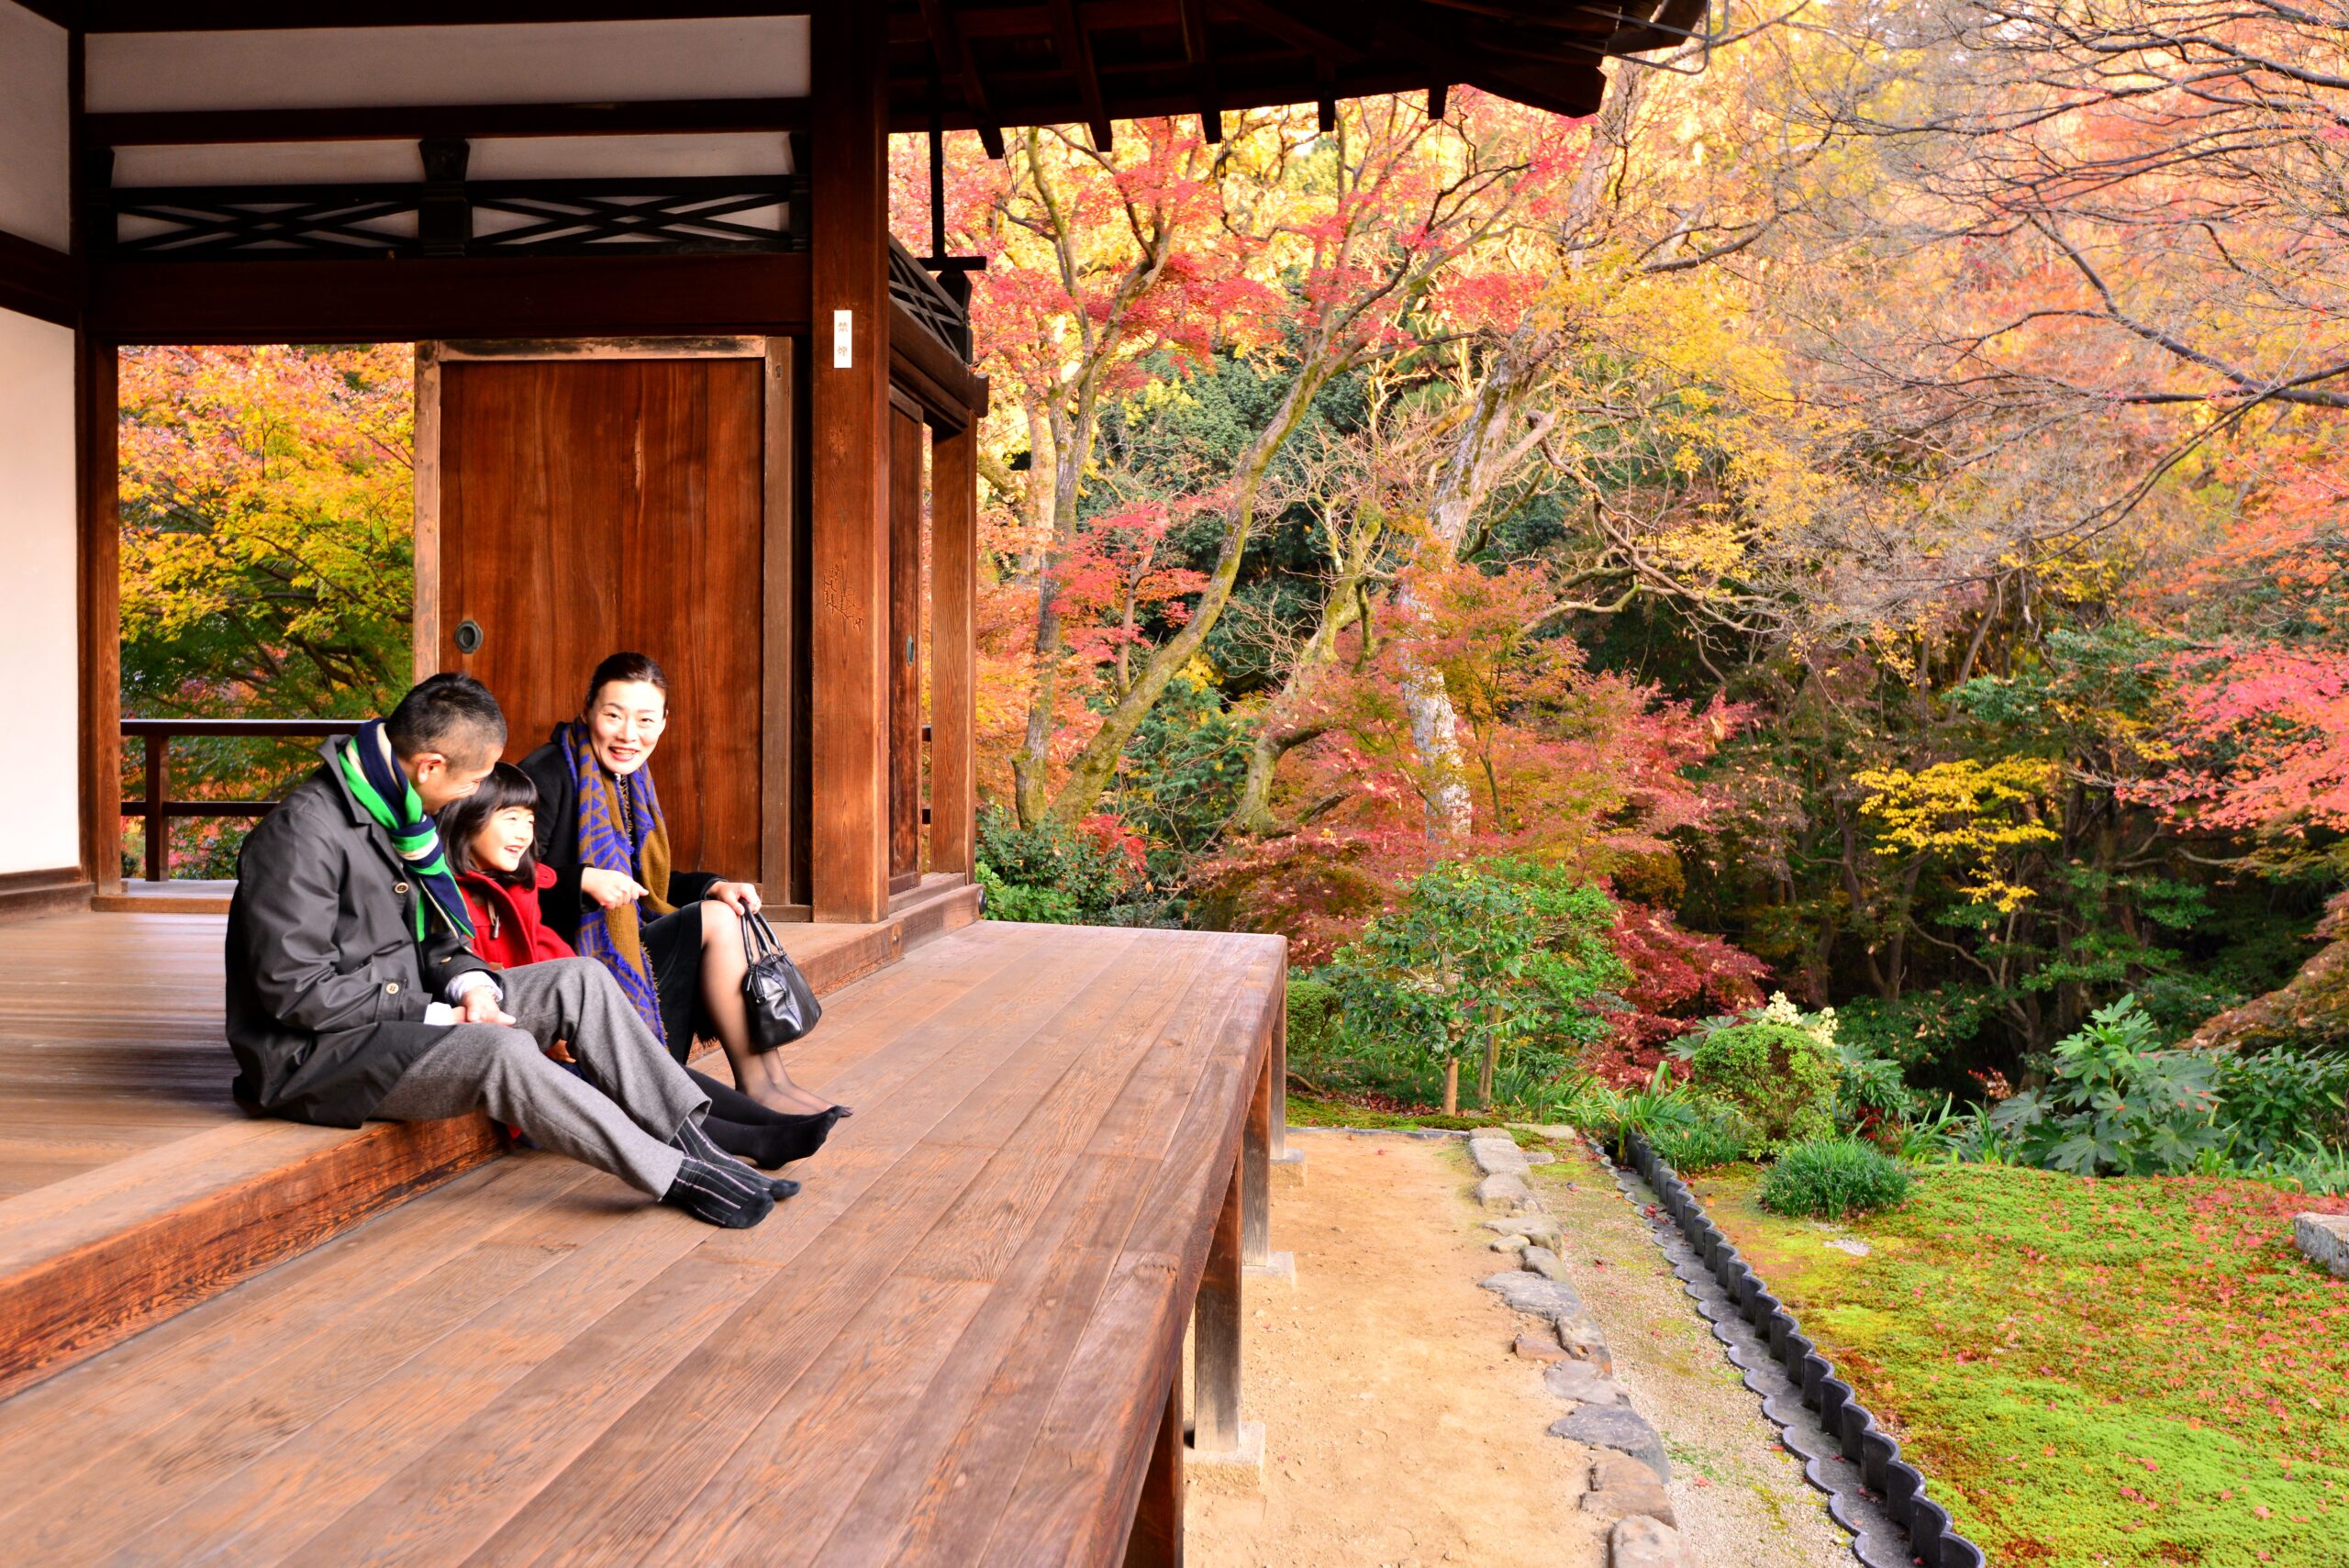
[{"x1": 1694, "y1": 1162, "x2": 2349, "y2": 1566}]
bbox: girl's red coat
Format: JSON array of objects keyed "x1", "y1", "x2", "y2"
[{"x1": 458, "y1": 863, "x2": 575, "y2": 969}]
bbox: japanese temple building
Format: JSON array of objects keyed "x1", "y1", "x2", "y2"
[{"x1": 0, "y1": 5, "x2": 1690, "y2": 1562}]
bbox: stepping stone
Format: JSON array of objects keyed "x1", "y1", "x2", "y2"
[
  {"x1": 1475, "y1": 1173, "x2": 1533, "y2": 1210},
  {"x1": 1484, "y1": 1214, "x2": 1561, "y2": 1246},
  {"x1": 1582, "y1": 1482, "x2": 1675, "y2": 1527},
  {"x1": 1592, "y1": 1452, "x2": 1660, "y2": 1491},
  {"x1": 1521, "y1": 1244, "x2": 1568, "y2": 1281},
  {"x1": 1609, "y1": 1515, "x2": 1687, "y2": 1568},
  {"x1": 1545, "y1": 1358, "x2": 1625, "y2": 1405},
  {"x1": 1515, "y1": 1334, "x2": 1571, "y2": 1362},
  {"x1": 1550, "y1": 1404, "x2": 1670, "y2": 1481},
  {"x1": 1490, "y1": 1234, "x2": 1531, "y2": 1254},
  {"x1": 1480, "y1": 1270, "x2": 1586, "y2": 1321},
  {"x1": 2297, "y1": 1213, "x2": 2349, "y2": 1278}
]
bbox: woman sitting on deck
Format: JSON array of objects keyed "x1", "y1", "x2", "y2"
[
  {"x1": 519, "y1": 651, "x2": 851, "y2": 1132},
  {"x1": 439, "y1": 762, "x2": 834, "y2": 1171}
]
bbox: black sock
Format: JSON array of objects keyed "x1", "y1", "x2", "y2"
[
  {"x1": 706, "y1": 1111, "x2": 838, "y2": 1170},
  {"x1": 688, "y1": 1066, "x2": 847, "y2": 1124},
  {"x1": 661, "y1": 1156, "x2": 774, "y2": 1228},
  {"x1": 675, "y1": 1111, "x2": 818, "y2": 1192}
]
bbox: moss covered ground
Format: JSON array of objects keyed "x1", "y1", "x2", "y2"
[{"x1": 1695, "y1": 1163, "x2": 2349, "y2": 1566}]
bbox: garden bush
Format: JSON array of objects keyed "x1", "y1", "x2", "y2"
[
  {"x1": 1650, "y1": 1105, "x2": 1754, "y2": 1172},
  {"x1": 974, "y1": 804, "x2": 1146, "y2": 925},
  {"x1": 1688, "y1": 1012, "x2": 1837, "y2": 1154},
  {"x1": 1758, "y1": 1138, "x2": 1914, "y2": 1218}
]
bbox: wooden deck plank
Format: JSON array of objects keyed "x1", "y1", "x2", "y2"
[
  {"x1": 649, "y1": 937, "x2": 1245, "y2": 1567},
  {"x1": 454, "y1": 926, "x2": 1157, "y2": 1567},
  {"x1": 110, "y1": 1177, "x2": 752, "y2": 1568},
  {"x1": 976, "y1": 941, "x2": 1285, "y2": 1567},
  {"x1": 845, "y1": 945, "x2": 1280, "y2": 1568}
]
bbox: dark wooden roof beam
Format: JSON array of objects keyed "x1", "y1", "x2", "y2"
[
  {"x1": 1046, "y1": 0, "x2": 1116, "y2": 150},
  {"x1": 917, "y1": 0, "x2": 1008, "y2": 157},
  {"x1": 1175, "y1": 0, "x2": 1222, "y2": 142},
  {"x1": 79, "y1": 1, "x2": 815, "y2": 29}
]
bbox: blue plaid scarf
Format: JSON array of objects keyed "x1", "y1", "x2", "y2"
[{"x1": 559, "y1": 720, "x2": 674, "y2": 1045}]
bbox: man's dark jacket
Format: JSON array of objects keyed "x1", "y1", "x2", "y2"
[{"x1": 226, "y1": 741, "x2": 495, "y2": 1127}]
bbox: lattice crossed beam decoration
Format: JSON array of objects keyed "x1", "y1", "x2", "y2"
[{"x1": 108, "y1": 177, "x2": 804, "y2": 259}]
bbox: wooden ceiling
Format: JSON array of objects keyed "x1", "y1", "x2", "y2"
[{"x1": 48, "y1": 3, "x2": 1703, "y2": 150}]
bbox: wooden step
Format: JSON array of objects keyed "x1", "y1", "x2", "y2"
[{"x1": 0, "y1": 876, "x2": 980, "y2": 1399}]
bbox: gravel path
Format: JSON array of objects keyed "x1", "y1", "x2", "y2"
[
  {"x1": 1527, "y1": 1136, "x2": 1855, "y2": 1568},
  {"x1": 1185, "y1": 1131, "x2": 1609, "y2": 1568}
]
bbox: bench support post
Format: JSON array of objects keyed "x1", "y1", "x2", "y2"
[
  {"x1": 1193, "y1": 1143, "x2": 1243, "y2": 1454},
  {"x1": 1124, "y1": 1363, "x2": 1186, "y2": 1568},
  {"x1": 1241, "y1": 1046, "x2": 1270, "y2": 1269}
]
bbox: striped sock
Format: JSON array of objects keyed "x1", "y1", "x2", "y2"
[
  {"x1": 662, "y1": 1155, "x2": 775, "y2": 1229},
  {"x1": 672, "y1": 1116, "x2": 798, "y2": 1203}
]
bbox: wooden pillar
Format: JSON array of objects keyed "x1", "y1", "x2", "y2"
[
  {"x1": 1242, "y1": 1045, "x2": 1271, "y2": 1269},
  {"x1": 1122, "y1": 1365, "x2": 1186, "y2": 1568},
  {"x1": 929, "y1": 414, "x2": 977, "y2": 878},
  {"x1": 808, "y1": 0, "x2": 893, "y2": 923},
  {"x1": 77, "y1": 336, "x2": 120, "y2": 895},
  {"x1": 1193, "y1": 1144, "x2": 1243, "y2": 1454}
]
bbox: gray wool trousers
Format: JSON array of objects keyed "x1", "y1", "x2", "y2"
[{"x1": 374, "y1": 956, "x2": 707, "y2": 1195}]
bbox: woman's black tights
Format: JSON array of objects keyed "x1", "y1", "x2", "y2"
[{"x1": 686, "y1": 1066, "x2": 840, "y2": 1168}]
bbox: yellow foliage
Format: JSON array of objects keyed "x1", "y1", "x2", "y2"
[{"x1": 1854, "y1": 758, "x2": 2062, "y2": 912}]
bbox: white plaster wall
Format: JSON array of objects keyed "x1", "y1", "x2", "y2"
[
  {"x1": 0, "y1": 309, "x2": 83, "y2": 875},
  {"x1": 89, "y1": 17, "x2": 812, "y2": 112},
  {"x1": 0, "y1": 0, "x2": 72, "y2": 251}
]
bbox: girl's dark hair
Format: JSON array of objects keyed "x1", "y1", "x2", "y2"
[
  {"x1": 438, "y1": 762, "x2": 541, "y2": 884},
  {"x1": 584, "y1": 651, "x2": 670, "y2": 717}
]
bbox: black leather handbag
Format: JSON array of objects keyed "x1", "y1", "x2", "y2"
[{"x1": 740, "y1": 911, "x2": 822, "y2": 1050}]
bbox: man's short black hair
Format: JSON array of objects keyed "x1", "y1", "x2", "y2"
[{"x1": 385, "y1": 673, "x2": 507, "y2": 762}]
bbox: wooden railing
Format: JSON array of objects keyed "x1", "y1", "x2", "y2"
[{"x1": 122, "y1": 717, "x2": 363, "y2": 883}]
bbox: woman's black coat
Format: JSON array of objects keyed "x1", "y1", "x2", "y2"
[{"x1": 517, "y1": 738, "x2": 720, "y2": 947}]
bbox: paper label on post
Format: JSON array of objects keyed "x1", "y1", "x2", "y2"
[{"x1": 833, "y1": 308, "x2": 853, "y2": 368}]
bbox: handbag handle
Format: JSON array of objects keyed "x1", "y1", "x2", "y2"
[{"x1": 740, "y1": 908, "x2": 783, "y2": 961}]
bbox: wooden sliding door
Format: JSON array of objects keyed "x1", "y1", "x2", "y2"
[{"x1": 416, "y1": 339, "x2": 801, "y2": 896}]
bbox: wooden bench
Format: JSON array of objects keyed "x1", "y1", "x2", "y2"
[
  {"x1": 0, "y1": 919, "x2": 1286, "y2": 1566},
  {"x1": 0, "y1": 876, "x2": 979, "y2": 1397}
]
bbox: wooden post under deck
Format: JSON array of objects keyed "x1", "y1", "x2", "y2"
[
  {"x1": 807, "y1": 0, "x2": 894, "y2": 923},
  {"x1": 1193, "y1": 1138, "x2": 1244, "y2": 1454},
  {"x1": 1123, "y1": 1365, "x2": 1186, "y2": 1568},
  {"x1": 1241, "y1": 1042, "x2": 1271, "y2": 1270}
]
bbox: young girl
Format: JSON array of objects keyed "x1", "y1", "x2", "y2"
[{"x1": 440, "y1": 764, "x2": 832, "y2": 1170}]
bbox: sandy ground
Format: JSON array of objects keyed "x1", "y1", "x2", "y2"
[
  {"x1": 1185, "y1": 1130, "x2": 1609, "y2": 1568},
  {"x1": 1529, "y1": 1138, "x2": 1854, "y2": 1568}
]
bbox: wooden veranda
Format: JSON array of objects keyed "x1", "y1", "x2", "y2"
[{"x1": 0, "y1": 904, "x2": 1287, "y2": 1566}]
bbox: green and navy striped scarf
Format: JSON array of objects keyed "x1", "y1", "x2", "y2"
[{"x1": 336, "y1": 720, "x2": 474, "y2": 943}]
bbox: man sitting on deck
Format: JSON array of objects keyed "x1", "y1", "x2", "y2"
[{"x1": 225, "y1": 673, "x2": 785, "y2": 1229}]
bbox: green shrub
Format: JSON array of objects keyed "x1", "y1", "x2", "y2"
[
  {"x1": 1758, "y1": 1138, "x2": 1914, "y2": 1218},
  {"x1": 1987, "y1": 997, "x2": 2224, "y2": 1175},
  {"x1": 974, "y1": 804, "x2": 1144, "y2": 924},
  {"x1": 1651, "y1": 1106, "x2": 1754, "y2": 1172},
  {"x1": 1286, "y1": 974, "x2": 1341, "y2": 1087},
  {"x1": 1327, "y1": 858, "x2": 1626, "y2": 1113},
  {"x1": 1689, "y1": 1017, "x2": 1837, "y2": 1154}
]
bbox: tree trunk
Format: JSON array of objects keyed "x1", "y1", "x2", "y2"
[
  {"x1": 1442, "y1": 1056, "x2": 1460, "y2": 1116},
  {"x1": 1476, "y1": 1029, "x2": 1498, "y2": 1113}
]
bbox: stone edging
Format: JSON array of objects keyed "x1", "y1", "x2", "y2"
[
  {"x1": 1464, "y1": 1129, "x2": 1692, "y2": 1568},
  {"x1": 1621, "y1": 1133, "x2": 1989, "y2": 1568}
]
